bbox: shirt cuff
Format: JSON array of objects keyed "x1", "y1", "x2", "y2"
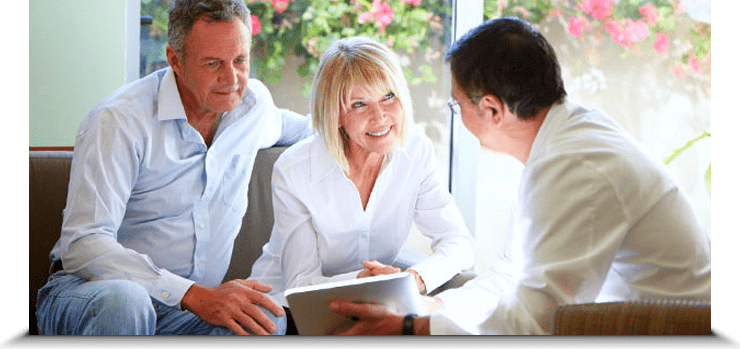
[{"x1": 154, "y1": 269, "x2": 197, "y2": 309}]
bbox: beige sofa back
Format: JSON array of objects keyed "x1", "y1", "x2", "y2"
[{"x1": 28, "y1": 147, "x2": 286, "y2": 334}]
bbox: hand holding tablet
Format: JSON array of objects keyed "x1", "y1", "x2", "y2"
[{"x1": 285, "y1": 272, "x2": 429, "y2": 335}]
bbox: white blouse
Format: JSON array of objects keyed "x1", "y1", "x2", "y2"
[{"x1": 250, "y1": 126, "x2": 475, "y2": 306}]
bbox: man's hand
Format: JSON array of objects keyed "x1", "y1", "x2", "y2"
[
  {"x1": 329, "y1": 300, "x2": 404, "y2": 335},
  {"x1": 329, "y1": 300, "x2": 433, "y2": 335},
  {"x1": 181, "y1": 279, "x2": 285, "y2": 335}
]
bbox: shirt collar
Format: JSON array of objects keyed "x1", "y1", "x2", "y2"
[
  {"x1": 309, "y1": 128, "x2": 414, "y2": 183},
  {"x1": 527, "y1": 98, "x2": 578, "y2": 166},
  {"x1": 156, "y1": 68, "x2": 257, "y2": 122},
  {"x1": 157, "y1": 68, "x2": 187, "y2": 121}
]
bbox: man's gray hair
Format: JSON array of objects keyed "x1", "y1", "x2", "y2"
[{"x1": 168, "y1": 0, "x2": 251, "y2": 59}]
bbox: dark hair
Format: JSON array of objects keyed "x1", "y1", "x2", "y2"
[
  {"x1": 444, "y1": 17, "x2": 566, "y2": 119},
  {"x1": 168, "y1": 0, "x2": 251, "y2": 59}
]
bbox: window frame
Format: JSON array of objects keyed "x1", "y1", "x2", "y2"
[{"x1": 127, "y1": 0, "x2": 486, "y2": 238}]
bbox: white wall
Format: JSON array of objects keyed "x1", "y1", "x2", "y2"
[{"x1": 29, "y1": 0, "x2": 128, "y2": 146}]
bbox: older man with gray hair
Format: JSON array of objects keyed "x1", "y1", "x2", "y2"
[{"x1": 36, "y1": 0, "x2": 311, "y2": 335}]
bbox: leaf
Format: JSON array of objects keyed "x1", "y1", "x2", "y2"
[
  {"x1": 704, "y1": 163, "x2": 711, "y2": 196},
  {"x1": 663, "y1": 132, "x2": 710, "y2": 165}
]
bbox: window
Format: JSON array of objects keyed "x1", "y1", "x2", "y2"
[
  {"x1": 136, "y1": 0, "x2": 711, "y2": 273},
  {"x1": 465, "y1": 0, "x2": 711, "y2": 271},
  {"x1": 138, "y1": 0, "x2": 459, "y2": 257}
]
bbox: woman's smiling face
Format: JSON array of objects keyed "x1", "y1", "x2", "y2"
[{"x1": 339, "y1": 83, "x2": 404, "y2": 158}]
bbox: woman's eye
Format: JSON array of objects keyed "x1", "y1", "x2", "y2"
[
  {"x1": 383, "y1": 92, "x2": 395, "y2": 100},
  {"x1": 351, "y1": 101, "x2": 365, "y2": 108},
  {"x1": 207, "y1": 61, "x2": 218, "y2": 67}
]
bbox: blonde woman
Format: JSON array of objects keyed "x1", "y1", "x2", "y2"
[{"x1": 250, "y1": 37, "x2": 474, "y2": 319}]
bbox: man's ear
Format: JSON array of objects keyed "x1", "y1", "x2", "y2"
[
  {"x1": 166, "y1": 45, "x2": 183, "y2": 76},
  {"x1": 478, "y1": 94, "x2": 505, "y2": 127}
]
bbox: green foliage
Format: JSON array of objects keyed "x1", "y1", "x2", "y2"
[
  {"x1": 664, "y1": 132, "x2": 711, "y2": 195},
  {"x1": 247, "y1": 0, "x2": 450, "y2": 96}
]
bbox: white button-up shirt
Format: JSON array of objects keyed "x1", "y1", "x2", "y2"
[
  {"x1": 250, "y1": 126, "x2": 475, "y2": 306},
  {"x1": 49, "y1": 68, "x2": 312, "y2": 307},
  {"x1": 430, "y1": 100, "x2": 711, "y2": 334}
]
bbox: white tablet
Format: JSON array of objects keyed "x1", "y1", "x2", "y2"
[{"x1": 284, "y1": 272, "x2": 428, "y2": 335}]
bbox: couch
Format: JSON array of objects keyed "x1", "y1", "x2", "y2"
[
  {"x1": 29, "y1": 148, "x2": 475, "y2": 335},
  {"x1": 32, "y1": 149, "x2": 709, "y2": 336}
]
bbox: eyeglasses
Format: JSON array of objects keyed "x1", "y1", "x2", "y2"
[{"x1": 446, "y1": 96, "x2": 480, "y2": 118}]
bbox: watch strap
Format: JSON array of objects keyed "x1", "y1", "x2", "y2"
[{"x1": 402, "y1": 314, "x2": 417, "y2": 335}]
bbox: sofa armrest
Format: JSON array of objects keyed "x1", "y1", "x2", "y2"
[{"x1": 29, "y1": 151, "x2": 74, "y2": 334}]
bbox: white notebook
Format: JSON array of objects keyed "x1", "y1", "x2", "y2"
[{"x1": 284, "y1": 272, "x2": 428, "y2": 335}]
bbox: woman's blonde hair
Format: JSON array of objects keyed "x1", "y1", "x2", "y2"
[{"x1": 311, "y1": 36, "x2": 413, "y2": 173}]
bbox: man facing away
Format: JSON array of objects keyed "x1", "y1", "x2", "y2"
[
  {"x1": 36, "y1": 0, "x2": 312, "y2": 335},
  {"x1": 330, "y1": 17, "x2": 711, "y2": 335}
]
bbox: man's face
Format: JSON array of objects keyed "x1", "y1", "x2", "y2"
[
  {"x1": 451, "y1": 77, "x2": 486, "y2": 141},
  {"x1": 171, "y1": 17, "x2": 250, "y2": 115}
]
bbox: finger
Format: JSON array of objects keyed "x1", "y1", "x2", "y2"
[
  {"x1": 363, "y1": 260, "x2": 382, "y2": 269},
  {"x1": 224, "y1": 318, "x2": 250, "y2": 336},
  {"x1": 246, "y1": 290, "x2": 285, "y2": 317},
  {"x1": 239, "y1": 279, "x2": 273, "y2": 293},
  {"x1": 330, "y1": 300, "x2": 383, "y2": 317},
  {"x1": 368, "y1": 266, "x2": 400, "y2": 276},
  {"x1": 235, "y1": 306, "x2": 273, "y2": 335}
]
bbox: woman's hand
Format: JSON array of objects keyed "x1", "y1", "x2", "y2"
[{"x1": 357, "y1": 260, "x2": 400, "y2": 278}]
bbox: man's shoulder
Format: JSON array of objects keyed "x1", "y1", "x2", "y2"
[
  {"x1": 79, "y1": 71, "x2": 165, "y2": 136},
  {"x1": 246, "y1": 79, "x2": 271, "y2": 99},
  {"x1": 271, "y1": 133, "x2": 313, "y2": 165},
  {"x1": 91, "y1": 71, "x2": 163, "y2": 116}
]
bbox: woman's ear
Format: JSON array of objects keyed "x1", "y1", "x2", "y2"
[{"x1": 477, "y1": 94, "x2": 505, "y2": 126}]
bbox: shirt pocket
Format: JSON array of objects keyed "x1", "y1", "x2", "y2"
[{"x1": 222, "y1": 154, "x2": 250, "y2": 213}]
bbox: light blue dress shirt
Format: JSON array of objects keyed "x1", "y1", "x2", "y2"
[{"x1": 48, "y1": 68, "x2": 312, "y2": 307}]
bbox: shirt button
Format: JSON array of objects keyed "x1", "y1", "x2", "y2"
[
  {"x1": 199, "y1": 223, "x2": 205, "y2": 228},
  {"x1": 162, "y1": 291, "x2": 169, "y2": 299}
]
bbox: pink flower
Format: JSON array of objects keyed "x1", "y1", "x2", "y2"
[
  {"x1": 401, "y1": 0, "x2": 422, "y2": 6},
  {"x1": 605, "y1": 20, "x2": 627, "y2": 47},
  {"x1": 653, "y1": 32, "x2": 669, "y2": 54},
  {"x1": 639, "y1": 3, "x2": 659, "y2": 26},
  {"x1": 548, "y1": 9, "x2": 562, "y2": 17},
  {"x1": 271, "y1": 0, "x2": 290, "y2": 14},
  {"x1": 591, "y1": 0, "x2": 613, "y2": 20},
  {"x1": 578, "y1": 0, "x2": 595, "y2": 14},
  {"x1": 567, "y1": 17, "x2": 591, "y2": 37},
  {"x1": 624, "y1": 19, "x2": 649, "y2": 43},
  {"x1": 358, "y1": 1, "x2": 395, "y2": 31},
  {"x1": 579, "y1": 0, "x2": 612, "y2": 21},
  {"x1": 375, "y1": 2, "x2": 394, "y2": 29},
  {"x1": 250, "y1": 15, "x2": 261, "y2": 35},
  {"x1": 358, "y1": 11, "x2": 373, "y2": 23},
  {"x1": 387, "y1": 38, "x2": 394, "y2": 47},
  {"x1": 689, "y1": 52, "x2": 700, "y2": 72}
]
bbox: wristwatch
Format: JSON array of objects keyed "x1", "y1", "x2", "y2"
[{"x1": 402, "y1": 314, "x2": 417, "y2": 335}]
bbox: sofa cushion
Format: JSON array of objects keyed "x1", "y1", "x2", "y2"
[{"x1": 28, "y1": 147, "x2": 286, "y2": 334}]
